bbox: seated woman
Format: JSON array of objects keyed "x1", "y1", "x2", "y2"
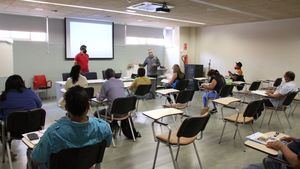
[
  {"x1": 201, "y1": 69, "x2": 225, "y2": 115},
  {"x1": 129, "y1": 67, "x2": 151, "y2": 94},
  {"x1": 164, "y1": 64, "x2": 185, "y2": 104},
  {"x1": 0, "y1": 74, "x2": 42, "y2": 120},
  {"x1": 28, "y1": 86, "x2": 112, "y2": 169},
  {"x1": 228, "y1": 62, "x2": 245, "y2": 90},
  {"x1": 65, "y1": 64, "x2": 88, "y2": 90}
]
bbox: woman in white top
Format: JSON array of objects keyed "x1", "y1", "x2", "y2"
[{"x1": 65, "y1": 65, "x2": 88, "y2": 90}]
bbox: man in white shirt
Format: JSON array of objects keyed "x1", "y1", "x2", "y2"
[{"x1": 265, "y1": 71, "x2": 298, "y2": 107}]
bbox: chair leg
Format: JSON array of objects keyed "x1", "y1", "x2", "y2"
[
  {"x1": 2, "y1": 123, "x2": 5, "y2": 163},
  {"x1": 193, "y1": 142, "x2": 203, "y2": 169},
  {"x1": 128, "y1": 118, "x2": 136, "y2": 142},
  {"x1": 274, "y1": 111, "x2": 284, "y2": 130},
  {"x1": 136, "y1": 99, "x2": 140, "y2": 113},
  {"x1": 249, "y1": 123, "x2": 255, "y2": 133},
  {"x1": 219, "y1": 121, "x2": 227, "y2": 144},
  {"x1": 236, "y1": 127, "x2": 246, "y2": 152},
  {"x1": 268, "y1": 111, "x2": 274, "y2": 126},
  {"x1": 260, "y1": 109, "x2": 267, "y2": 128},
  {"x1": 111, "y1": 137, "x2": 116, "y2": 148},
  {"x1": 175, "y1": 145, "x2": 180, "y2": 161},
  {"x1": 283, "y1": 110, "x2": 292, "y2": 129},
  {"x1": 95, "y1": 163, "x2": 101, "y2": 169},
  {"x1": 233, "y1": 125, "x2": 238, "y2": 140},
  {"x1": 6, "y1": 142, "x2": 13, "y2": 169},
  {"x1": 152, "y1": 141, "x2": 160, "y2": 169},
  {"x1": 168, "y1": 145, "x2": 178, "y2": 169}
]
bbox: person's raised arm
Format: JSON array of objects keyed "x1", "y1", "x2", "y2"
[
  {"x1": 168, "y1": 73, "x2": 177, "y2": 84},
  {"x1": 139, "y1": 58, "x2": 147, "y2": 67}
]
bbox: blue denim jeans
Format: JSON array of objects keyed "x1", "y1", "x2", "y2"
[
  {"x1": 243, "y1": 156, "x2": 288, "y2": 169},
  {"x1": 202, "y1": 91, "x2": 218, "y2": 108}
]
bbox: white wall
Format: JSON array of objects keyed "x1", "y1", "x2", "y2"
[
  {"x1": 0, "y1": 15, "x2": 165, "y2": 97},
  {"x1": 196, "y1": 18, "x2": 300, "y2": 85}
]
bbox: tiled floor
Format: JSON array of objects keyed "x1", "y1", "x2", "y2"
[{"x1": 1, "y1": 92, "x2": 299, "y2": 169}]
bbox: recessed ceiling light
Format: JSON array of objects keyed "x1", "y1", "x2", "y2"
[
  {"x1": 137, "y1": 19, "x2": 143, "y2": 22},
  {"x1": 34, "y1": 8, "x2": 43, "y2": 11},
  {"x1": 22, "y1": 0, "x2": 206, "y2": 25},
  {"x1": 126, "y1": 9, "x2": 136, "y2": 13}
]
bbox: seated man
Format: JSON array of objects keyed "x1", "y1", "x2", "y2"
[
  {"x1": 29, "y1": 86, "x2": 112, "y2": 168},
  {"x1": 243, "y1": 136, "x2": 300, "y2": 169},
  {"x1": 129, "y1": 67, "x2": 151, "y2": 93},
  {"x1": 96, "y1": 68, "x2": 140, "y2": 139},
  {"x1": 264, "y1": 71, "x2": 298, "y2": 108}
]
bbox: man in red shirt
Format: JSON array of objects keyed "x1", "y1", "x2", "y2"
[{"x1": 74, "y1": 45, "x2": 89, "y2": 73}]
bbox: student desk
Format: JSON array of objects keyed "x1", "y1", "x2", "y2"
[
  {"x1": 143, "y1": 108, "x2": 183, "y2": 141},
  {"x1": 22, "y1": 130, "x2": 46, "y2": 149},
  {"x1": 244, "y1": 131, "x2": 288, "y2": 156},
  {"x1": 212, "y1": 97, "x2": 241, "y2": 119}
]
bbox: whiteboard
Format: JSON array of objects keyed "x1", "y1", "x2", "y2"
[{"x1": 0, "y1": 39, "x2": 14, "y2": 77}]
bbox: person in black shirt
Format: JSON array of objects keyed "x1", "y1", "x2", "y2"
[{"x1": 200, "y1": 69, "x2": 225, "y2": 115}]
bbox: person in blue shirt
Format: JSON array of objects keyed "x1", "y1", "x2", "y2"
[
  {"x1": 28, "y1": 86, "x2": 112, "y2": 169},
  {"x1": 0, "y1": 74, "x2": 42, "y2": 120}
]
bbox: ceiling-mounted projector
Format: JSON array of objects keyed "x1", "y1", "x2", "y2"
[{"x1": 156, "y1": 2, "x2": 171, "y2": 13}]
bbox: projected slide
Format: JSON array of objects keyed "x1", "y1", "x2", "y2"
[{"x1": 66, "y1": 18, "x2": 114, "y2": 59}]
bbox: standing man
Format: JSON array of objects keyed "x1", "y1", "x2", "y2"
[
  {"x1": 139, "y1": 48, "x2": 161, "y2": 78},
  {"x1": 74, "y1": 45, "x2": 89, "y2": 73},
  {"x1": 139, "y1": 49, "x2": 161, "y2": 98}
]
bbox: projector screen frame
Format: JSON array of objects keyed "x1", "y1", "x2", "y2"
[{"x1": 65, "y1": 18, "x2": 114, "y2": 60}]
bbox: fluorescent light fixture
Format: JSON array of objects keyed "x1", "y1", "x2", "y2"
[
  {"x1": 22, "y1": 0, "x2": 206, "y2": 25},
  {"x1": 126, "y1": 9, "x2": 136, "y2": 13}
]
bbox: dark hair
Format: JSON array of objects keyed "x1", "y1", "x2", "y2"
[
  {"x1": 207, "y1": 69, "x2": 221, "y2": 77},
  {"x1": 105, "y1": 68, "x2": 115, "y2": 79},
  {"x1": 70, "y1": 65, "x2": 81, "y2": 84},
  {"x1": 137, "y1": 68, "x2": 146, "y2": 77},
  {"x1": 0, "y1": 74, "x2": 26, "y2": 101},
  {"x1": 80, "y1": 45, "x2": 87, "y2": 54},
  {"x1": 64, "y1": 86, "x2": 89, "y2": 116},
  {"x1": 236, "y1": 62, "x2": 242, "y2": 68},
  {"x1": 285, "y1": 71, "x2": 295, "y2": 81}
]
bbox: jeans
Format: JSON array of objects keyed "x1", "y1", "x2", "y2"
[
  {"x1": 243, "y1": 156, "x2": 288, "y2": 169},
  {"x1": 202, "y1": 91, "x2": 218, "y2": 108}
]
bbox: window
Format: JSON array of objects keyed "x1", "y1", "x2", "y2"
[
  {"x1": 125, "y1": 36, "x2": 165, "y2": 46},
  {"x1": 0, "y1": 29, "x2": 46, "y2": 42}
]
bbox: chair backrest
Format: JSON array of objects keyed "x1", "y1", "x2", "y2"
[
  {"x1": 49, "y1": 140, "x2": 107, "y2": 169},
  {"x1": 5, "y1": 108, "x2": 46, "y2": 139},
  {"x1": 175, "y1": 79, "x2": 189, "y2": 91},
  {"x1": 273, "y1": 78, "x2": 282, "y2": 87},
  {"x1": 33, "y1": 75, "x2": 47, "y2": 89},
  {"x1": 115, "y1": 73, "x2": 122, "y2": 79},
  {"x1": 249, "y1": 81, "x2": 261, "y2": 91},
  {"x1": 282, "y1": 92, "x2": 298, "y2": 106},
  {"x1": 82, "y1": 72, "x2": 97, "y2": 80},
  {"x1": 110, "y1": 96, "x2": 137, "y2": 115},
  {"x1": 219, "y1": 85, "x2": 234, "y2": 97},
  {"x1": 62, "y1": 73, "x2": 70, "y2": 81},
  {"x1": 176, "y1": 90, "x2": 195, "y2": 104},
  {"x1": 134, "y1": 84, "x2": 152, "y2": 96},
  {"x1": 243, "y1": 100, "x2": 264, "y2": 120},
  {"x1": 177, "y1": 114, "x2": 210, "y2": 138},
  {"x1": 84, "y1": 87, "x2": 94, "y2": 99}
]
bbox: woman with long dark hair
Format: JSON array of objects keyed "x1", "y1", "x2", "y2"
[
  {"x1": 0, "y1": 74, "x2": 42, "y2": 120},
  {"x1": 65, "y1": 65, "x2": 88, "y2": 90}
]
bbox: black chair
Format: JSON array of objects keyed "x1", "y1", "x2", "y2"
[
  {"x1": 1, "y1": 108, "x2": 46, "y2": 169},
  {"x1": 273, "y1": 78, "x2": 282, "y2": 87},
  {"x1": 115, "y1": 73, "x2": 122, "y2": 79},
  {"x1": 219, "y1": 84, "x2": 234, "y2": 98},
  {"x1": 100, "y1": 96, "x2": 137, "y2": 146},
  {"x1": 260, "y1": 92, "x2": 298, "y2": 129},
  {"x1": 164, "y1": 90, "x2": 195, "y2": 114},
  {"x1": 219, "y1": 100, "x2": 264, "y2": 144},
  {"x1": 175, "y1": 79, "x2": 189, "y2": 91},
  {"x1": 84, "y1": 87, "x2": 94, "y2": 99},
  {"x1": 62, "y1": 73, "x2": 70, "y2": 81},
  {"x1": 134, "y1": 84, "x2": 152, "y2": 112},
  {"x1": 49, "y1": 140, "x2": 107, "y2": 169},
  {"x1": 82, "y1": 72, "x2": 97, "y2": 80},
  {"x1": 102, "y1": 70, "x2": 106, "y2": 79},
  {"x1": 152, "y1": 114, "x2": 210, "y2": 169}
]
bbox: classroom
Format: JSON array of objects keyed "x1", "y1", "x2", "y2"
[{"x1": 0, "y1": 1, "x2": 300, "y2": 169}]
